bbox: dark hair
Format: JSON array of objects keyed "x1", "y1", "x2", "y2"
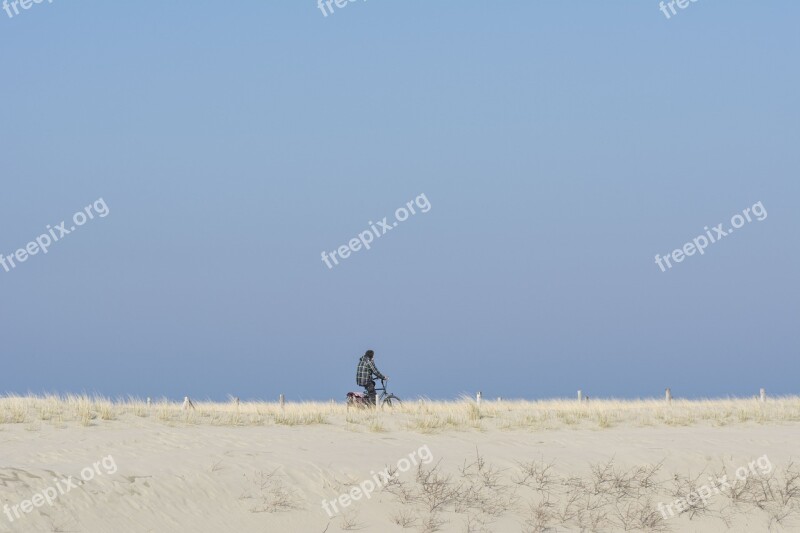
[{"x1": 365, "y1": 350, "x2": 374, "y2": 358}]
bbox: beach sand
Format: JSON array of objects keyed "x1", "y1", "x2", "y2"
[{"x1": 1, "y1": 398, "x2": 799, "y2": 532}]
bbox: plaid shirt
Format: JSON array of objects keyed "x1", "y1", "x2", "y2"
[{"x1": 356, "y1": 355, "x2": 385, "y2": 386}]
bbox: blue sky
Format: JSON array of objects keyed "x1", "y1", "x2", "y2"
[{"x1": 1, "y1": 1, "x2": 798, "y2": 401}]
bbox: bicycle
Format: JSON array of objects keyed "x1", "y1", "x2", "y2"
[{"x1": 346, "y1": 378, "x2": 402, "y2": 409}]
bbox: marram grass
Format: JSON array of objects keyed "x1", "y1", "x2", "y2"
[{"x1": 2, "y1": 394, "x2": 799, "y2": 432}]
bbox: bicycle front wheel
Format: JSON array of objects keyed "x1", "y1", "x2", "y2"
[{"x1": 382, "y1": 395, "x2": 402, "y2": 408}]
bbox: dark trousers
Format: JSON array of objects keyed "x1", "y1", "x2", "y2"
[{"x1": 364, "y1": 380, "x2": 376, "y2": 405}]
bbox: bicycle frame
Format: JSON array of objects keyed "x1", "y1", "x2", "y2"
[{"x1": 348, "y1": 378, "x2": 400, "y2": 408}]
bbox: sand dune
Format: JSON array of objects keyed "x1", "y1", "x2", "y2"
[{"x1": 1, "y1": 396, "x2": 799, "y2": 532}]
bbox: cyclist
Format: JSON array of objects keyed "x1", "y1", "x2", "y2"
[{"x1": 356, "y1": 350, "x2": 388, "y2": 405}]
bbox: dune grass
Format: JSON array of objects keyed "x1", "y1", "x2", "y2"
[{"x1": 1, "y1": 394, "x2": 800, "y2": 432}]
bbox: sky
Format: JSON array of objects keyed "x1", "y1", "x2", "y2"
[{"x1": 1, "y1": 1, "x2": 798, "y2": 402}]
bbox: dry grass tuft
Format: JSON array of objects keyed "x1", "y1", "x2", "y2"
[{"x1": 240, "y1": 468, "x2": 300, "y2": 513}]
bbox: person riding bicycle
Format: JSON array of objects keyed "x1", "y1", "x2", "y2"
[{"x1": 356, "y1": 350, "x2": 388, "y2": 406}]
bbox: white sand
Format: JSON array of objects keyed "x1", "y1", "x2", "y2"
[{"x1": 1, "y1": 413, "x2": 798, "y2": 532}]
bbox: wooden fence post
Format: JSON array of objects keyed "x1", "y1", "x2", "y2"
[
  {"x1": 577, "y1": 390, "x2": 583, "y2": 403},
  {"x1": 182, "y1": 396, "x2": 195, "y2": 411},
  {"x1": 279, "y1": 394, "x2": 285, "y2": 409},
  {"x1": 760, "y1": 388, "x2": 766, "y2": 403},
  {"x1": 665, "y1": 388, "x2": 672, "y2": 403}
]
